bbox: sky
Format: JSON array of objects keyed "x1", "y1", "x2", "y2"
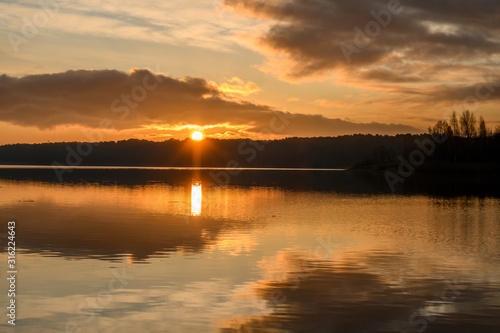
[{"x1": 0, "y1": 0, "x2": 499, "y2": 144}]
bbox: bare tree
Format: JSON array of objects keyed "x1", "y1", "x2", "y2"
[
  {"x1": 478, "y1": 116, "x2": 487, "y2": 138},
  {"x1": 449, "y1": 111, "x2": 460, "y2": 136},
  {"x1": 495, "y1": 124, "x2": 500, "y2": 137},
  {"x1": 459, "y1": 110, "x2": 477, "y2": 139},
  {"x1": 430, "y1": 120, "x2": 452, "y2": 136}
]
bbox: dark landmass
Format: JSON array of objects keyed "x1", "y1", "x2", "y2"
[{"x1": 0, "y1": 134, "x2": 498, "y2": 172}]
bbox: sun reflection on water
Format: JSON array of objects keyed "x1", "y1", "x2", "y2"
[{"x1": 191, "y1": 182, "x2": 202, "y2": 216}]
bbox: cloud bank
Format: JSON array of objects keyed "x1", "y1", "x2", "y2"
[
  {"x1": 0, "y1": 69, "x2": 419, "y2": 138},
  {"x1": 224, "y1": 0, "x2": 500, "y2": 85}
]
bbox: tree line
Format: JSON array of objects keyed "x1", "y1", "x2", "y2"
[
  {"x1": 0, "y1": 132, "x2": 498, "y2": 173},
  {"x1": 428, "y1": 110, "x2": 500, "y2": 138}
]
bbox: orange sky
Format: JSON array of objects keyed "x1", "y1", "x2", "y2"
[{"x1": 0, "y1": 0, "x2": 499, "y2": 144}]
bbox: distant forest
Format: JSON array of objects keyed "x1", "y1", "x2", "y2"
[{"x1": 1, "y1": 135, "x2": 499, "y2": 174}]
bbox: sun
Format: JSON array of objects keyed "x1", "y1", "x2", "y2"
[{"x1": 191, "y1": 131, "x2": 204, "y2": 141}]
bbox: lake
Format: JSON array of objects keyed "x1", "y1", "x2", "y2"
[{"x1": 0, "y1": 167, "x2": 499, "y2": 332}]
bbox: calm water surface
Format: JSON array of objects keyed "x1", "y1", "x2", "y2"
[{"x1": 0, "y1": 169, "x2": 499, "y2": 332}]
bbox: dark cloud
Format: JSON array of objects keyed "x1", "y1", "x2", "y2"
[
  {"x1": 0, "y1": 69, "x2": 420, "y2": 136},
  {"x1": 224, "y1": 0, "x2": 500, "y2": 82},
  {"x1": 249, "y1": 113, "x2": 419, "y2": 136},
  {"x1": 0, "y1": 68, "x2": 268, "y2": 130},
  {"x1": 389, "y1": 74, "x2": 500, "y2": 105}
]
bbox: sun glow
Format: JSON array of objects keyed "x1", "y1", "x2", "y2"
[{"x1": 191, "y1": 131, "x2": 204, "y2": 140}]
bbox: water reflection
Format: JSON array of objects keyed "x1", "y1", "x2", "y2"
[
  {"x1": 191, "y1": 182, "x2": 202, "y2": 216},
  {"x1": 219, "y1": 251, "x2": 500, "y2": 333},
  {"x1": 1, "y1": 167, "x2": 499, "y2": 196},
  {"x1": 0, "y1": 173, "x2": 499, "y2": 332}
]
